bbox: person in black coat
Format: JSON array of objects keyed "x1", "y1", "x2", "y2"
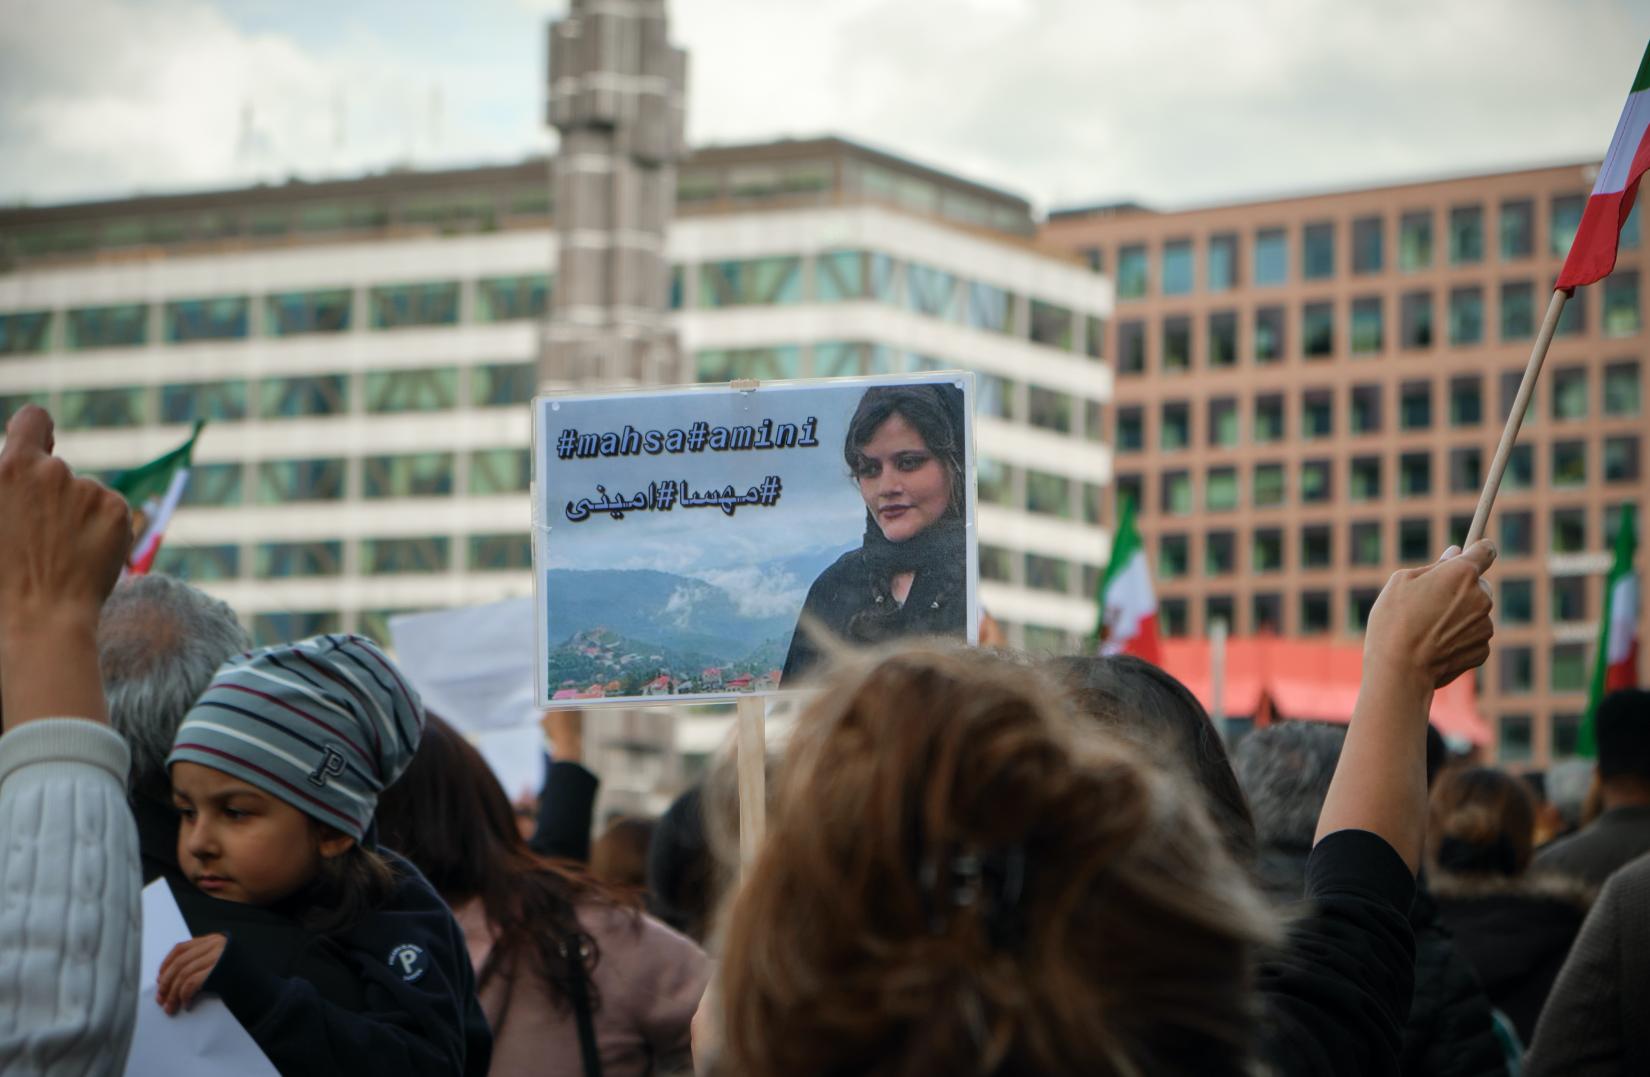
[{"x1": 780, "y1": 383, "x2": 967, "y2": 684}]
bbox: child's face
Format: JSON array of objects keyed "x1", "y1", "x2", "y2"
[{"x1": 171, "y1": 761, "x2": 352, "y2": 906}]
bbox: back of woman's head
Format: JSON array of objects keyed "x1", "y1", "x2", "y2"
[
  {"x1": 718, "y1": 645, "x2": 1275, "y2": 1077},
  {"x1": 591, "y1": 816, "x2": 655, "y2": 891},
  {"x1": 1049, "y1": 655, "x2": 1257, "y2": 865},
  {"x1": 1428, "y1": 766, "x2": 1536, "y2": 877}
]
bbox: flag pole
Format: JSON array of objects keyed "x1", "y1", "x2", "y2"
[
  {"x1": 736, "y1": 694, "x2": 766, "y2": 870},
  {"x1": 1465, "y1": 289, "x2": 1570, "y2": 548}
]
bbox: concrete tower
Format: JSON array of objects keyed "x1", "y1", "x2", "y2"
[{"x1": 543, "y1": 0, "x2": 687, "y2": 387}]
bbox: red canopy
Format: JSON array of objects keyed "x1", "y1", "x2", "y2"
[{"x1": 1158, "y1": 636, "x2": 1491, "y2": 747}]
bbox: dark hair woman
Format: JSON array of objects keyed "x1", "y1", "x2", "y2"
[
  {"x1": 780, "y1": 382, "x2": 968, "y2": 683},
  {"x1": 376, "y1": 716, "x2": 709, "y2": 1077}
]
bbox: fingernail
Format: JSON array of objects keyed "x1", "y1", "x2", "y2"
[{"x1": 1439, "y1": 545, "x2": 1461, "y2": 561}]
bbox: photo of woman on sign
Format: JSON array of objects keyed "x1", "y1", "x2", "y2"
[{"x1": 780, "y1": 382, "x2": 969, "y2": 683}]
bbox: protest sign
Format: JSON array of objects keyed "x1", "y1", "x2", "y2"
[{"x1": 532, "y1": 372, "x2": 978, "y2": 707}]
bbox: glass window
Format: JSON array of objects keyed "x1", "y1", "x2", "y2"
[
  {"x1": 1498, "y1": 715, "x2": 1534, "y2": 764},
  {"x1": 1555, "y1": 278, "x2": 1587, "y2": 336},
  {"x1": 811, "y1": 341, "x2": 864, "y2": 378},
  {"x1": 1302, "y1": 301, "x2": 1334, "y2": 358},
  {"x1": 980, "y1": 544, "x2": 1014, "y2": 583},
  {"x1": 1162, "y1": 316, "x2": 1191, "y2": 372},
  {"x1": 1449, "y1": 205, "x2": 1484, "y2": 264},
  {"x1": 694, "y1": 346, "x2": 802, "y2": 382},
  {"x1": 1350, "y1": 383, "x2": 1383, "y2": 434},
  {"x1": 1552, "y1": 441, "x2": 1587, "y2": 487},
  {"x1": 1550, "y1": 194, "x2": 1586, "y2": 256},
  {"x1": 977, "y1": 458, "x2": 1016, "y2": 505},
  {"x1": 1605, "y1": 436, "x2": 1640, "y2": 482},
  {"x1": 1208, "y1": 233, "x2": 1238, "y2": 291},
  {"x1": 1399, "y1": 517, "x2": 1432, "y2": 562},
  {"x1": 1302, "y1": 525, "x2": 1332, "y2": 569},
  {"x1": 1447, "y1": 514, "x2": 1474, "y2": 550},
  {"x1": 1400, "y1": 380, "x2": 1432, "y2": 430},
  {"x1": 1028, "y1": 386, "x2": 1073, "y2": 433},
  {"x1": 1162, "y1": 240, "x2": 1194, "y2": 295},
  {"x1": 1501, "y1": 579, "x2": 1534, "y2": 624},
  {"x1": 1302, "y1": 221, "x2": 1335, "y2": 280},
  {"x1": 1551, "y1": 508, "x2": 1587, "y2": 553},
  {"x1": 1253, "y1": 305, "x2": 1285, "y2": 364},
  {"x1": 1552, "y1": 714, "x2": 1584, "y2": 759},
  {"x1": 1449, "y1": 447, "x2": 1483, "y2": 493},
  {"x1": 1026, "y1": 470, "x2": 1072, "y2": 518},
  {"x1": 1208, "y1": 310, "x2": 1238, "y2": 368},
  {"x1": 1300, "y1": 591, "x2": 1331, "y2": 635},
  {"x1": 255, "y1": 540, "x2": 343, "y2": 579},
  {"x1": 1449, "y1": 287, "x2": 1484, "y2": 346},
  {"x1": 1024, "y1": 553, "x2": 1070, "y2": 594},
  {"x1": 1604, "y1": 270, "x2": 1641, "y2": 336},
  {"x1": 1208, "y1": 397, "x2": 1239, "y2": 448},
  {"x1": 816, "y1": 251, "x2": 868, "y2": 303},
  {"x1": 252, "y1": 611, "x2": 341, "y2": 648},
  {"x1": 1552, "y1": 366, "x2": 1588, "y2": 421},
  {"x1": 1159, "y1": 534, "x2": 1190, "y2": 579},
  {"x1": 267, "y1": 288, "x2": 352, "y2": 336},
  {"x1": 1082, "y1": 481, "x2": 1104, "y2": 525},
  {"x1": 365, "y1": 368, "x2": 458, "y2": 413},
  {"x1": 473, "y1": 362, "x2": 537, "y2": 408},
  {"x1": 161, "y1": 381, "x2": 246, "y2": 424},
  {"x1": 1607, "y1": 502, "x2": 1636, "y2": 545},
  {"x1": 1254, "y1": 228, "x2": 1287, "y2": 285},
  {"x1": 0, "y1": 393, "x2": 48, "y2": 424},
  {"x1": 363, "y1": 536, "x2": 450, "y2": 575},
  {"x1": 1253, "y1": 528, "x2": 1283, "y2": 572},
  {"x1": 699, "y1": 257, "x2": 802, "y2": 307},
  {"x1": 1399, "y1": 211, "x2": 1434, "y2": 271},
  {"x1": 362, "y1": 452, "x2": 454, "y2": 499},
  {"x1": 1116, "y1": 406, "x2": 1143, "y2": 452},
  {"x1": 1500, "y1": 199, "x2": 1533, "y2": 260},
  {"x1": 1254, "y1": 394, "x2": 1285, "y2": 443},
  {"x1": 1348, "y1": 588, "x2": 1381, "y2": 633},
  {"x1": 868, "y1": 254, "x2": 900, "y2": 303},
  {"x1": 1160, "y1": 470, "x2": 1193, "y2": 516},
  {"x1": 59, "y1": 387, "x2": 147, "y2": 429},
  {"x1": 1500, "y1": 650, "x2": 1534, "y2": 695},
  {"x1": 369, "y1": 282, "x2": 459, "y2": 329},
  {"x1": 257, "y1": 459, "x2": 346, "y2": 504},
  {"x1": 1350, "y1": 456, "x2": 1382, "y2": 501},
  {"x1": 259, "y1": 374, "x2": 348, "y2": 419},
  {"x1": 1160, "y1": 402, "x2": 1190, "y2": 451},
  {"x1": 1084, "y1": 315, "x2": 1105, "y2": 361},
  {"x1": 1205, "y1": 530, "x2": 1236, "y2": 575},
  {"x1": 1552, "y1": 642, "x2": 1588, "y2": 692},
  {"x1": 1350, "y1": 296, "x2": 1383, "y2": 355},
  {"x1": 65, "y1": 303, "x2": 148, "y2": 350},
  {"x1": 182, "y1": 462, "x2": 244, "y2": 507},
  {"x1": 1302, "y1": 389, "x2": 1333, "y2": 440},
  {"x1": 1301, "y1": 459, "x2": 1332, "y2": 504},
  {"x1": 1352, "y1": 215, "x2": 1384, "y2": 274},
  {"x1": 1604, "y1": 360, "x2": 1641, "y2": 416},
  {"x1": 164, "y1": 297, "x2": 249, "y2": 343},
  {"x1": 1399, "y1": 452, "x2": 1432, "y2": 497},
  {"x1": 1500, "y1": 370, "x2": 1536, "y2": 430},
  {"x1": 1500, "y1": 511, "x2": 1534, "y2": 557},
  {"x1": 1117, "y1": 320, "x2": 1145, "y2": 375},
  {"x1": 1029, "y1": 300, "x2": 1074, "y2": 349},
  {"x1": 1206, "y1": 468, "x2": 1239, "y2": 511},
  {"x1": 1401, "y1": 290, "x2": 1434, "y2": 349},
  {"x1": 973, "y1": 374, "x2": 1014, "y2": 423},
  {"x1": 1500, "y1": 281, "x2": 1535, "y2": 340},
  {"x1": 906, "y1": 264, "x2": 960, "y2": 320},
  {"x1": 476, "y1": 274, "x2": 550, "y2": 322},
  {"x1": 1552, "y1": 576, "x2": 1588, "y2": 623},
  {"x1": 468, "y1": 448, "x2": 530, "y2": 495},
  {"x1": 1252, "y1": 592, "x2": 1283, "y2": 633},
  {"x1": 0, "y1": 311, "x2": 51, "y2": 354},
  {"x1": 153, "y1": 544, "x2": 241, "y2": 582},
  {"x1": 1351, "y1": 521, "x2": 1383, "y2": 565},
  {"x1": 1205, "y1": 596, "x2": 1235, "y2": 635},
  {"x1": 1117, "y1": 245, "x2": 1148, "y2": 300},
  {"x1": 1449, "y1": 375, "x2": 1483, "y2": 428},
  {"x1": 1253, "y1": 462, "x2": 1285, "y2": 506}
]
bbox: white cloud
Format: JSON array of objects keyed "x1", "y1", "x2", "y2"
[{"x1": 693, "y1": 564, "x2": 807, "y2": 618}]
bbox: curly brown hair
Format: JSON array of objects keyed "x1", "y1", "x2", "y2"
[{"x1": 716, "y1": 644, "x2": 1277, "y2": 1076}]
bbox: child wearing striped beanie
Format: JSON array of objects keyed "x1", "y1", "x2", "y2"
[{"x1": 154, "y1": 634, "x2": 493, "y2": 1075}]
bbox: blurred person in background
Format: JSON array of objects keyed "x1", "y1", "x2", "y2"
[
  {"x1": 1232, "y1": 722, "x2": 1345, "y2": 903},
  {"x1": 531, "y1": 709, "x2": 599, "y2": 863},
  {"x1": 378, "y1": 715, "x2": 708, "y2": 1077},
  {"x1": 1428, "y1": 767, "x2": 1592, "y2": 1045},
  {"x1": 1533, "y1": 689, "x2": 1650, "y2": 887},
  {"x1": 592, "y1": 816, "x2": 656, "y2": 893},
  {"x1": 1538, "y1": 758, "x2": 1596, "y2": 848}
]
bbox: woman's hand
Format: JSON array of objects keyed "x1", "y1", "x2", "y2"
[
  {"x1": 157, "y1": 933, "x2": 227, "y2": 1015},
  {"x1": 1363, "y1": 542, "x2": 1496, "y2": 690}
]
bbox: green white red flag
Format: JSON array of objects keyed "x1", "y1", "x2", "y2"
[
  {"x1": 1581, "y1": 504, "x2": 1639, "y2": 757},
  {"x1": 110, "y1": 422, "x2": 203, "y2": 576},
  {"x1": 1557, "y1": 42, "x2": 1650, "y2": 290},
  {"x1": 1096, "y1": 496, "x2": 1160, "y2": 663}
]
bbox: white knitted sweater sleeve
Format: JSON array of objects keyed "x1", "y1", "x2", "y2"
[{"x1": 0, "y1": 719, "x2": 141, "y2": 1077}]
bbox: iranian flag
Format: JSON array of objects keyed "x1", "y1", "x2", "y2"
[
  {"x1": 111, "y1": 422, "x2": 204, "y2": 576},
  {"x1": 1581, "y1": 504, "x2": 1640, "y2": 756},
  {"x1": 1557, "y1": 42, "x2": 1650, "y2": 290},
  {"x1": 1096, "y1": 496, "x2": 1160, "y2": 663}
]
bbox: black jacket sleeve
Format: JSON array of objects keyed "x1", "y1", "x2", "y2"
[
  {"x1": 1257, "y1": 828, "x2": 1417, "y2": 1077},
  {"x1": 203, "y1": 858, "x2": 492, "y2": 1077},
  {"x1": 529, "y1": 756, "x2": 598, "y2": 862}
]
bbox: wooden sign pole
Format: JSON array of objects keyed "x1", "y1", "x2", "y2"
[
  {"x1": 1465, "y1": 289, "x2": 1569, "y2": 549},
  {"x1": 736, "y1": 694, "x2": 766, "y2": 869}
]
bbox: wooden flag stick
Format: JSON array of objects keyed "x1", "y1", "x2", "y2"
[
  {"x1": 1465, "y1": 289, "x2": 1570, "y2": 549},
  {"x1": 736, "y1": 694, "x2": 767, "y2": 870}
]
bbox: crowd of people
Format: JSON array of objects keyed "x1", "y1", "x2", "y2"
[{"x1": 1, "y1": 397, "x2": 1648, "y2": 1075}]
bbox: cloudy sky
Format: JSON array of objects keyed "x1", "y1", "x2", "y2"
[{"x1": 3, "y1": 0, "x2": 1647, "y2": 213}]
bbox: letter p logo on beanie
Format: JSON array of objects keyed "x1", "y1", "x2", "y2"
[{"x1": 167, "y1": 634, "x2": 425, "y2": 840}]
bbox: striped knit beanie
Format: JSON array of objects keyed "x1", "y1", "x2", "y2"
[{"x1": 167, "y1": 634, "x2": 425, "y2": 840}]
